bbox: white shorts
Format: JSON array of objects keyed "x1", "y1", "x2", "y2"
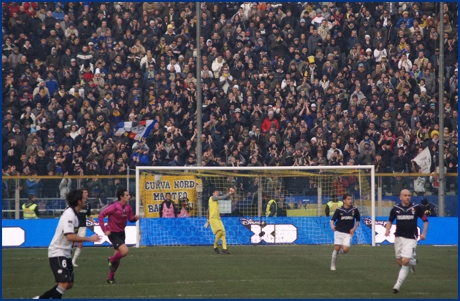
[
  {"x1": 334, "y1": 231, "x2": 352, "y2": 247},
  {"x1": 394, "y1": 236, "x2": 417, "y2": 259},
  {"x1": 76, "y1": 227, "x2": 87, "y2": 237}
]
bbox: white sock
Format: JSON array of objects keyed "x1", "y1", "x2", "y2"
[
  {"x1": 395, "y1": 265, "x2": 409, "y2": 289},
  {"x1": 409, "y1": 259, "x2": 417, "y2": 266},
  {"x1": 57, "y1": 286, "x2": 66, "y2": 294},
  {"x1": 331, "y1": 250, "x2": 338, "y2": 264},
  {"x1": 73, "y1": 248, "x2": 82, "y2": 263},
  {"x1": 339, "y1": 248, "x2": 344, "y2": 254},
  {"x1": 54, "y1": 285, "x2": 66, "y2": 298}
]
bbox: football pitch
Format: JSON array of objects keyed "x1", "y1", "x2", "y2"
[{"x1": 2, "y1": 245, "x2": 457, "y2": 299}]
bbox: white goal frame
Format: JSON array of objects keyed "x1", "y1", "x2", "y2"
[{"x1": 135, "y1": 166, "x2": 376, "y2": 247}]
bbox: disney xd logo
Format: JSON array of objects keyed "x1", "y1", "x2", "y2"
[{"x1": 240, "y1": 218, "x2": 298, "y2": 244}]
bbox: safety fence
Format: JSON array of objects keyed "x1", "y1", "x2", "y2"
[{"x1": 2, "y1": 173, "x2": 457, "y2": 219}]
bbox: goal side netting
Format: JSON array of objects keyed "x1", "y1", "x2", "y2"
[{"x1": 135, "y1": 166, "x2": 376, "y2": 247}]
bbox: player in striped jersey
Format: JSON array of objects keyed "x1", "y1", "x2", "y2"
[
  {"x1": 34, "y1": 190, "x2": 100, "y2": 299},
  {"x1": 385, "y1": 189, "x2": 428, "y2": 293},
  {"x1": 330, "y1": 193, "x2": 361, "y2": 271},
  {"x1": 72, "y1": 189, "x2": 93, "y2": 267}
]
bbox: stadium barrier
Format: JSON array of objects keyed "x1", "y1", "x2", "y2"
[
  {"x1": 2, "y1": 174, "x2": 457, "y2": 219},
  {"x1": 2, "y1": 217, "x2": 457, "y2": 248},
  {"x1": 3, "y1": 195, "x2": 458, "y2": 218}
]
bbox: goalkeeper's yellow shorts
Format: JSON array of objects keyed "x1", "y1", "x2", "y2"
[{"x1": 209, "y1": 219, "x2": 225, "y2": 234}]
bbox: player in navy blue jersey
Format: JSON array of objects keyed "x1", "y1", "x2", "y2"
[
  {"x1": 385, "y1": 189, "x2": 428, "y2": 293},
  {"x1": 330, "y1": 194, "x2": 361, "y2": 271}
]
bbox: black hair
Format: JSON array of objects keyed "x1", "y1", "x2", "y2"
[
  {"x1": 342, "y1": 193, "x2": 352, "y2": 201},
  {"x1": 117, "y1": 188, "x2": 128, "y2": 201},
  {"x1": 66, "y1": 189, "x2": 83, "y2": 208}
]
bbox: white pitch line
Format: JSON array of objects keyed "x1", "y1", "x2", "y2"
[
  {"x1": 3, "y1": 278, "x2": 457, "y2": 291},
  {"x1": 3, "y1": 253, "x2": 457, "y2": 261},
  {"x1": 107, "y1": 291, "x2": 456, "y2": 299}
]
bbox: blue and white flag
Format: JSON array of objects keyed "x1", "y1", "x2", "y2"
[{"x1": 114, "y1": 120, "x2": 156, "y2": 140}]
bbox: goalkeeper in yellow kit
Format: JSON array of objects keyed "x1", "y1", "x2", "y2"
[{"x1": 206, "y1": 188, "x2": 234, "y2": 254}]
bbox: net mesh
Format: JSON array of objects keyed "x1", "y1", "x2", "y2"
[
  {"x1": 139, "y1": 169, "x2": 372, "y2": 218},
  {"x1": 138, "y1": 217, "x2": 374, "y2": 246},
  {"x1": 137, "y1": 167, "x2": 373, "y2": 246}
]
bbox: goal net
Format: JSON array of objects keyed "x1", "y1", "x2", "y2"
[{"x1": 135, "y1": 166, "x2": 376, "y2": 247}]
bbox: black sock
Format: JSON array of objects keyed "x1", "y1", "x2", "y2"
[
  {"x1": 39, "y1": 285, "x2": 58, "y2": 299},
  {"x1": 50, "y1": 285, "x2": 66, "y2": 299}
]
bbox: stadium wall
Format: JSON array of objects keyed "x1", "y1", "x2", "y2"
[{"x1": 2, "y1": 217, "x2": 457, "y2": 248}]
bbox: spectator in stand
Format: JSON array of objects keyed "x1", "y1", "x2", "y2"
[
  {"x1": 159, "y1": 192, "x2": 178, "y2": 218},
  {"x1": 0, "y1": 2, "x2": 457, "y2": 201},
  {"x1": 26, "y1": 170, "x2": 42, "y2": 197},
  {"x1": 178, "y1": 197, "x2": 191, "y2": 218}
]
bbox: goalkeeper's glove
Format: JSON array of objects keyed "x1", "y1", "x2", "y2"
[{"x1": 204, "y1": 221, "x2": 209, "y2": 228}]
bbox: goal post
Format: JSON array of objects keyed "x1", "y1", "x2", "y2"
[{"x1": 135, "y1": 166, "x2": 376, "y2": 247}]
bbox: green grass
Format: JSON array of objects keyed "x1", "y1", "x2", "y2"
[{"x1": 2, "y1": 245, "x2": 458, "y2": 299}]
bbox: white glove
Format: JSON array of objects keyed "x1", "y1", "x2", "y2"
[{"x1": 204, "y1": 221, "x2": 209, "y2": 228}]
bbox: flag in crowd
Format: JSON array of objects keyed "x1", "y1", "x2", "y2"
[
  {"x1": 115, "y1": 120, "x2": 156, "y2": 140},
  {"x1": 413, "y1": 147, "x2": 432, "y2": 174}
]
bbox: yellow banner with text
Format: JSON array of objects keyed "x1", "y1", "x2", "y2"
[{"x1": 140, "y1": 174, "x2": 202, "y2": 218}]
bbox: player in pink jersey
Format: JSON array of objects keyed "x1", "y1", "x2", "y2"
[{"x1": 98, "y1": 189, "x2": 139, "y2": 284}]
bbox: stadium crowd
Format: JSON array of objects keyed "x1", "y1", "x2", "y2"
[{"x1": 2, "y1": 2, "x2": 458, "y2": 199}]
